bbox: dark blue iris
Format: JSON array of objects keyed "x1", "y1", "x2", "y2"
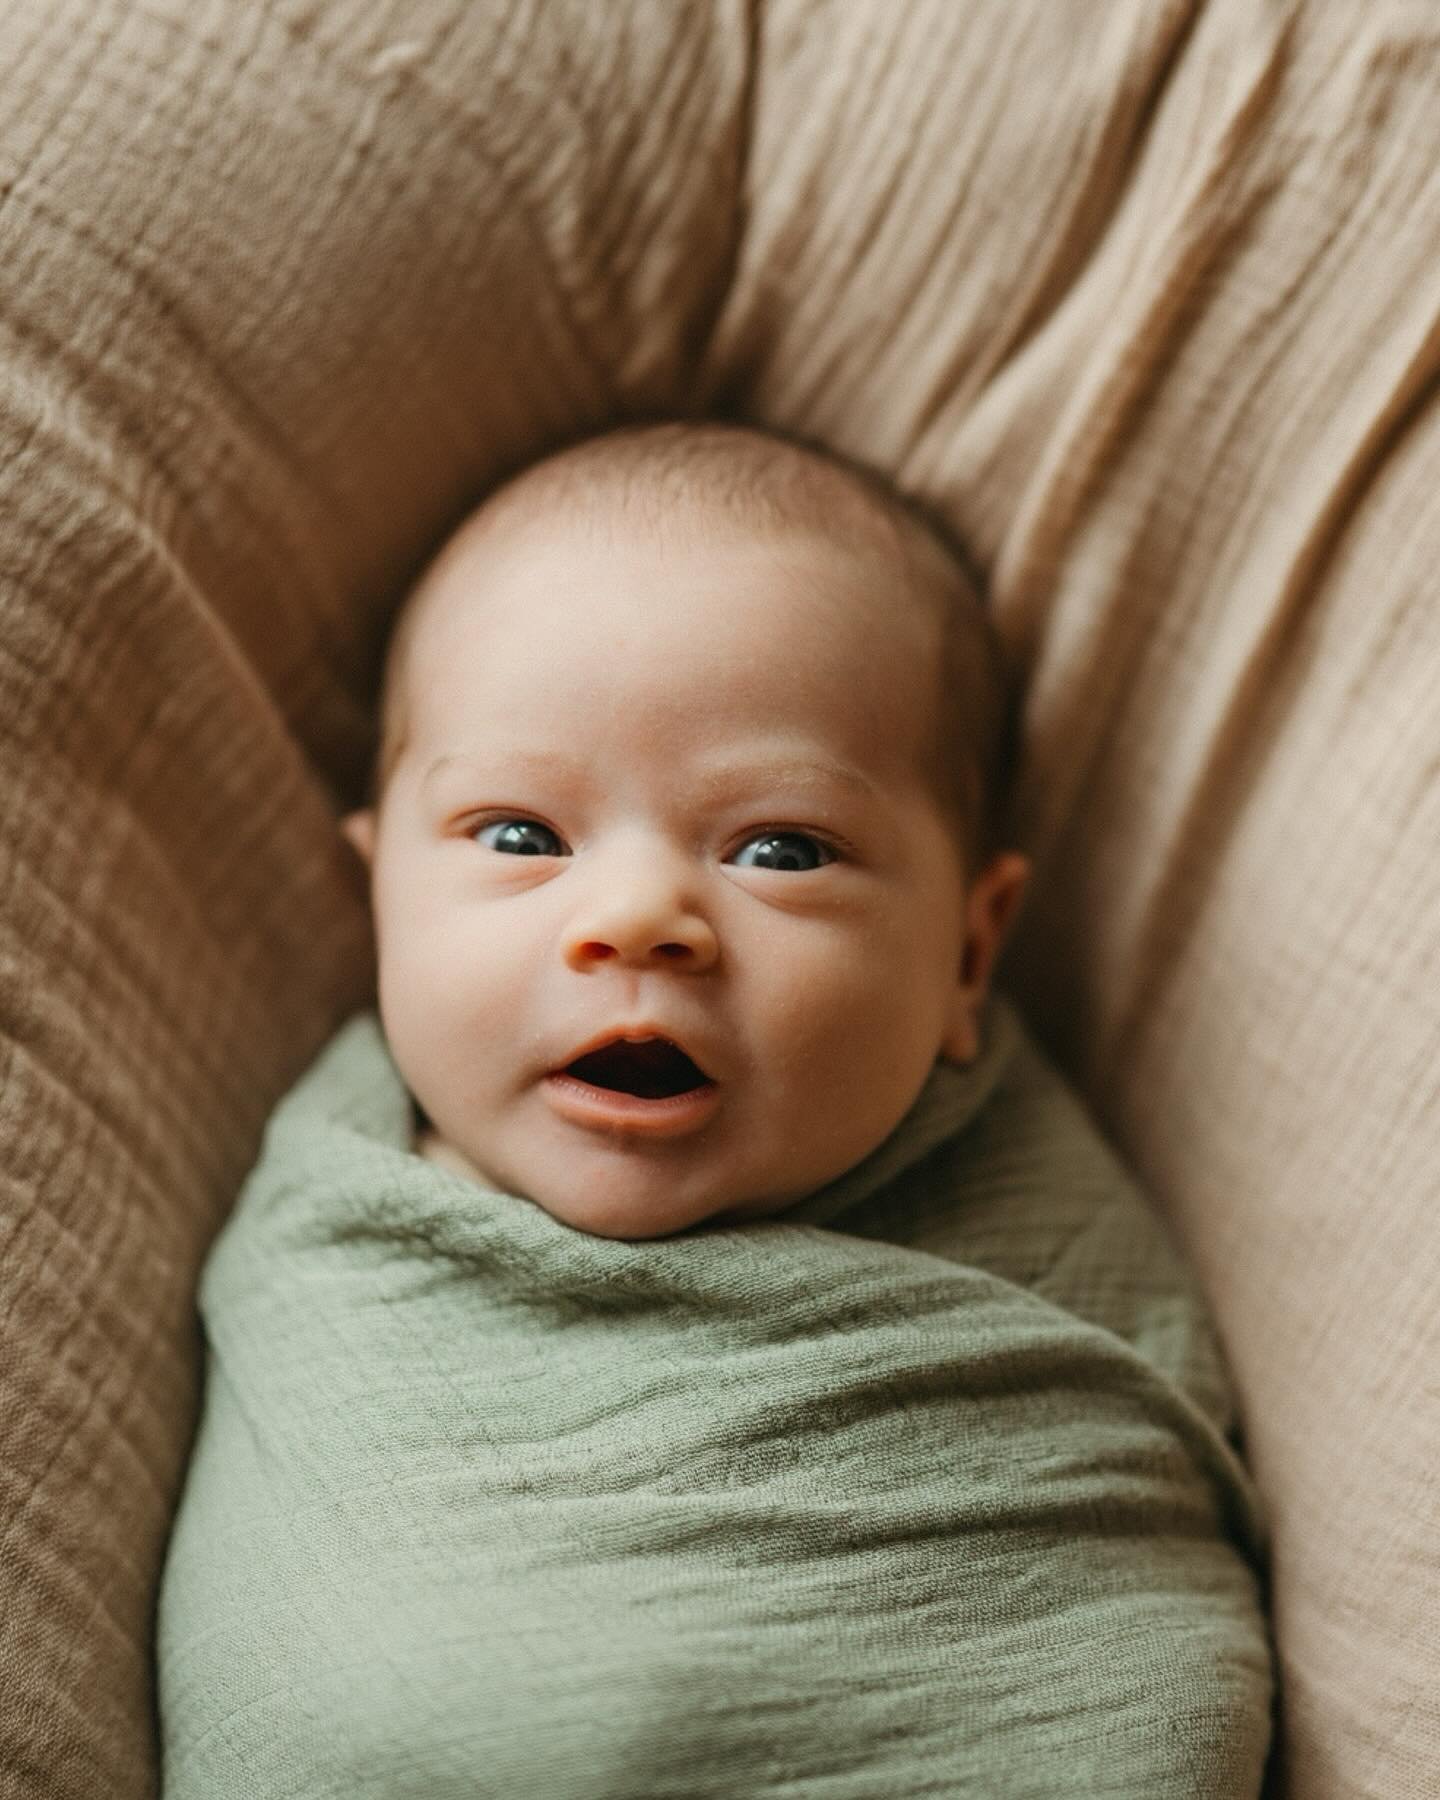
[
  {"x1": 730, "y1": 832, "x2": 831, "y2": 872},
  {"x1": 478, "y1": 819, "x2": 565, "y2": 856}
]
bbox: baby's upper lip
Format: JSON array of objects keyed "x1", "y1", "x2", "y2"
[{"x1": 552, "y1": 1024, "x2": 717, "y2": 1083}]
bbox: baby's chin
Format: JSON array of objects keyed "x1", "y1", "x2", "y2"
[
  {"x1": 519, "y1": 1180, "x2": 768, "y2": 1242},
  {"x1": 414, "y1": 1127, "x2": 787, "y2": 1239}
]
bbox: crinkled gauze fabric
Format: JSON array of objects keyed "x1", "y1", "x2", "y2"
[{"x1": 158, "y1": 1002, "x2": 1272, "y2": 1799}]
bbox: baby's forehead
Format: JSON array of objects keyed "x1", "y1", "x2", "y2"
[
  {"x1": 400, "y1": 521, "x2": 948, "y2": 740},
  {"x1": 416, "y1": 464, "x2": 948, "y2": 627},
  {"x1": 378, "y1": 429, "x2": 976, "y2": 785},
  {"x1": 375, "y1": 437, "x2": 1000, "y2": 861}
]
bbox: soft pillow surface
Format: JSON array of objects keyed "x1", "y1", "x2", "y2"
[
  {"x1": 157, "y1": 1003, "x2": 1270, "y2": 1798},
  {"x1": 3, "y1": 3, "x2": 1439, "y2": 1797}
]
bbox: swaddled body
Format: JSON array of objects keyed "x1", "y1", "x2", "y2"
[
  {"x1": 158, "y1": 1000, "x2": 1270, "y2": 1798},
  {"x1": 158, "y1": 423, "x2": 1273, "y2": 1794}
]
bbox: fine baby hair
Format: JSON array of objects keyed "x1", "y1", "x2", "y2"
[{"x1": 365, "y1": 418, "x2": 1019, "y2": 872}]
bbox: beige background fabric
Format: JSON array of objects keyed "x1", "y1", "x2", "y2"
[{"x1": 0, "y1": 1, "x2": 1436, "y2": 1795}]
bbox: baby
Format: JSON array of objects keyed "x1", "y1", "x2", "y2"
[
  {"x1": 340, "y1": 419, "x2": 1032, "y2": 1240},
  {"x1": 159, "y1": 421, "x2": 1273, "y2": 1799}
]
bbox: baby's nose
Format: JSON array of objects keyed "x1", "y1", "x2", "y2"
[{"x1": 562, "y1": 868, "x2": 719, "y2": 973}]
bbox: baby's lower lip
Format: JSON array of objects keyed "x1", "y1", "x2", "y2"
[{"x1": 543, "y1": 1071, "x2": 720, "y2": 1138}]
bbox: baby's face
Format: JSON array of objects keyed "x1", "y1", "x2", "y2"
[{"x1": 349, "y1": 500, "x2": 1020, "y2": 1239}]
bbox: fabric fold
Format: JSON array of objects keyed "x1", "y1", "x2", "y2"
[{"x1": 159, "y1": 997, "x2": 1271, "y2": 1798}]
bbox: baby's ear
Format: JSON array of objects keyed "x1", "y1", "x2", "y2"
[
  {"x1": 341, "y1": 808, "x2": 377, "y2": 867},
  {"x1": 940, "y1": 850, "x2": 1031, "y2": 1064}
]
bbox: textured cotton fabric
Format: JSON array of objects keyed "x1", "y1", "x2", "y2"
[
  {"x1": 4, "y1": 3, "x2": 1440, "y2": 1797},
  {"x1": 157, "y1": 1003, "x2": 1271, "y2": 1798}
]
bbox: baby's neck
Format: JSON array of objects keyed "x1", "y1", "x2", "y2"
[{"x1": 415, "y1": 1125, "x2": 487, "y2": 1188}]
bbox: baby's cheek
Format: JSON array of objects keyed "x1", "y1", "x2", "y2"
[
  {"x1": 755, "y1": 989, "x2": 866, "y2": 1104},
  {"x1": 376, "y1": 936, "x2": 481, "y2": 1093},
  {"x1": 781, "y1": 953, "x2": 943, "y2": 1111}
]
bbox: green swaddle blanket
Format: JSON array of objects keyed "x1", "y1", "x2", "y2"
[{"x1": 158, "y1": 1000, "x2": 1272, "y2": 1797}]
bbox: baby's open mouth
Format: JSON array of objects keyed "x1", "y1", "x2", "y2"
[{"x1": 562, "y1": 1037, "x2": 712, "y2": 1099}]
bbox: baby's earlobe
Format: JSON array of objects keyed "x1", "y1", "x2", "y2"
[
  {"x1": 341, "y1": 809, "x2": 377, "y2": 866},
  {"x1": 939, "y1": 1006, "x2": 980, "y2": 1066}
]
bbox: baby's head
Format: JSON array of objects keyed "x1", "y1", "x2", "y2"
[{"x1": 344, "y1": 421, "x2": 1029, "y2": 1239}]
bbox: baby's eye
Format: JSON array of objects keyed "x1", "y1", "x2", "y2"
[
  {"x1": 728, "y1": 831, "x2": 834, "y2": 872},
  {"x1": 472, "y1": 818, "x2": 568, "y2": 857}
]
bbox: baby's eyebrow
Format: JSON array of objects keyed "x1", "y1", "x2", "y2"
[
  {"x1": 421, "y1": 748, "x2": 878, "y2": 801},
  {"x1": 691, "y1": 755, "x2": 879, "y2": 803},
  {"x1": 422, "y1": 750, "x2": 577, "y2": 789},
  {"x1": 423, "y1": 752, "x2": 477, "y2": 786}
]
